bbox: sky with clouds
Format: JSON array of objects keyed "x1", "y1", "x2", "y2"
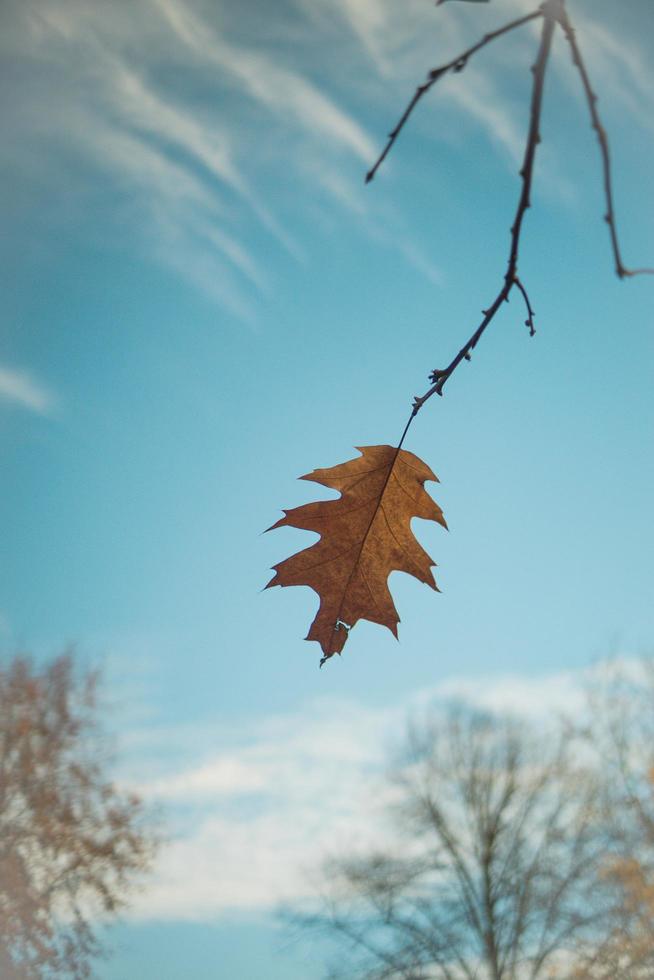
[{"x1": 1, "y1": 0, "x2": 653, "y2": 976}]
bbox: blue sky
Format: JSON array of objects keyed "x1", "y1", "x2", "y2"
[{"x1": 1, "y1": 0, "x2": 653, "y2": 976}]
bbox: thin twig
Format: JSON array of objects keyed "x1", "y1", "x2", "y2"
[
  {"x1": 556, "y1": 5, "x2": 654, "y2": 279},
  {"x1": 365, "y1": 7, "x2": 544, "y2": 185},
  {"x1": 513, "y1": 276, "x2": 536, "y2": 336},
  {"x1": 398, "y1": 5, "x2": 556, "y2": 447}
]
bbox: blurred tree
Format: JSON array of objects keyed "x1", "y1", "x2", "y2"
[
  {"x1": 572, "y1": 661, "x2": 654, "y2": 979},
  {"x1": 299, "y1": 706, "x2": 611, "y2": 980},
  {"x1": 0, "y1": 653, "x2": 158, "y2": 980}
]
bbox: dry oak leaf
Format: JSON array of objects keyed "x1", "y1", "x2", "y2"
[{"x1": 266, "y1": 445, "x2": 447, "y2": 666}]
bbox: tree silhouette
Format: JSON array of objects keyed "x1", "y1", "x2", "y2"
[{"x1": 297, "y1": 706, "x2": 612, "y2": 979}]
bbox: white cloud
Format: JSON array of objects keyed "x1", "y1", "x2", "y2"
[
  {"x1": 1, "y1": 0, "x2": 461, "y2": 316},
  {"x1": 105, "y1": 59, "x2": 245, "y2": 195},
  {"x1": 432, "y1": 668, "x2": 587, "y2": 719},
  {"x1": 4, "y1": 0, "x2": 651, "y2": 317},
  {"x1": 2, "y1": 1, "x2": 304, "y2": 317},
  {"x1": 0, "y1": 365, "x2": 55, "y2": 415},
  {"x1": 150, "y1": 0, "x2": 377, "y2": 164},
  {"x1": 118, "y1": 661, "x2": 613, "y2": 922},
  {"x1": 119, "y1": 702, "x2": 393, "y2": 919},
  {"x1": 68, "y1": 115, "x2": 261, "y2": 320},
  {"x1": 295, "y1": 0, "x2": 534, "y2": 157}
]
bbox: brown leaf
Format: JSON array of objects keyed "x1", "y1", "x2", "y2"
[{"x1": 266, "y1": 445, "x2": 447, "y2": 666}]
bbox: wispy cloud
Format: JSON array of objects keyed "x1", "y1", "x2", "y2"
[
  {"x1": 3, "y1": 0, "x2": 650, "y2": 320},
  {"x1": 0, "y1": 365, "x2": 56, "y2": 415},
  {"x1": 116, "y1": 661, "x2": 609, "y2": 922},
  {"x1": 295, "y1": 0, "x2": 534, "y2": 159},
  {"x1": 150, "y1": 0, "x2": 376, "y2": 164},
  {"x1": 57, "y1": 111, "x2": 262, "y2": 320},
  {"x1": 2, "y1": 0, "x2": 458, "y2": 320},
  {"x1": 7, "y1": 5, "x2": 288, "y2": 319},
  {"x1": 3, "y1": 0, "x2": 381, "y2": 318}
]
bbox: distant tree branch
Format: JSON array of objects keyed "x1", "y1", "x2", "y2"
[{"x1": 296, "y1": 706, "x2": 611, "y2": 979}]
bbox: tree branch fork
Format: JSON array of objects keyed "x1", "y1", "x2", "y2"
[{"x1": 365, "y1": 0, "x2": 653, "y2": 448}]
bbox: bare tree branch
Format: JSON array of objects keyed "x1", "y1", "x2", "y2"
[
  {"x1": 513, "y1": 276, "x2": 536, "y2": 336},
  {"x1": 365, "y1": 7, "x2": 544, "y2": 186},
  {"x1": 294, "y1": 706, "x2": 612, "y2": 980},
  {"x1": 555, "y1": 5, "x2": 654, "y2": 280},
  {"x1": 397, "y1": 4, "x2": 557, "y2": 447},
  {"x1": 379, "y1": 0, "x2": 653, "y2": 454}
]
